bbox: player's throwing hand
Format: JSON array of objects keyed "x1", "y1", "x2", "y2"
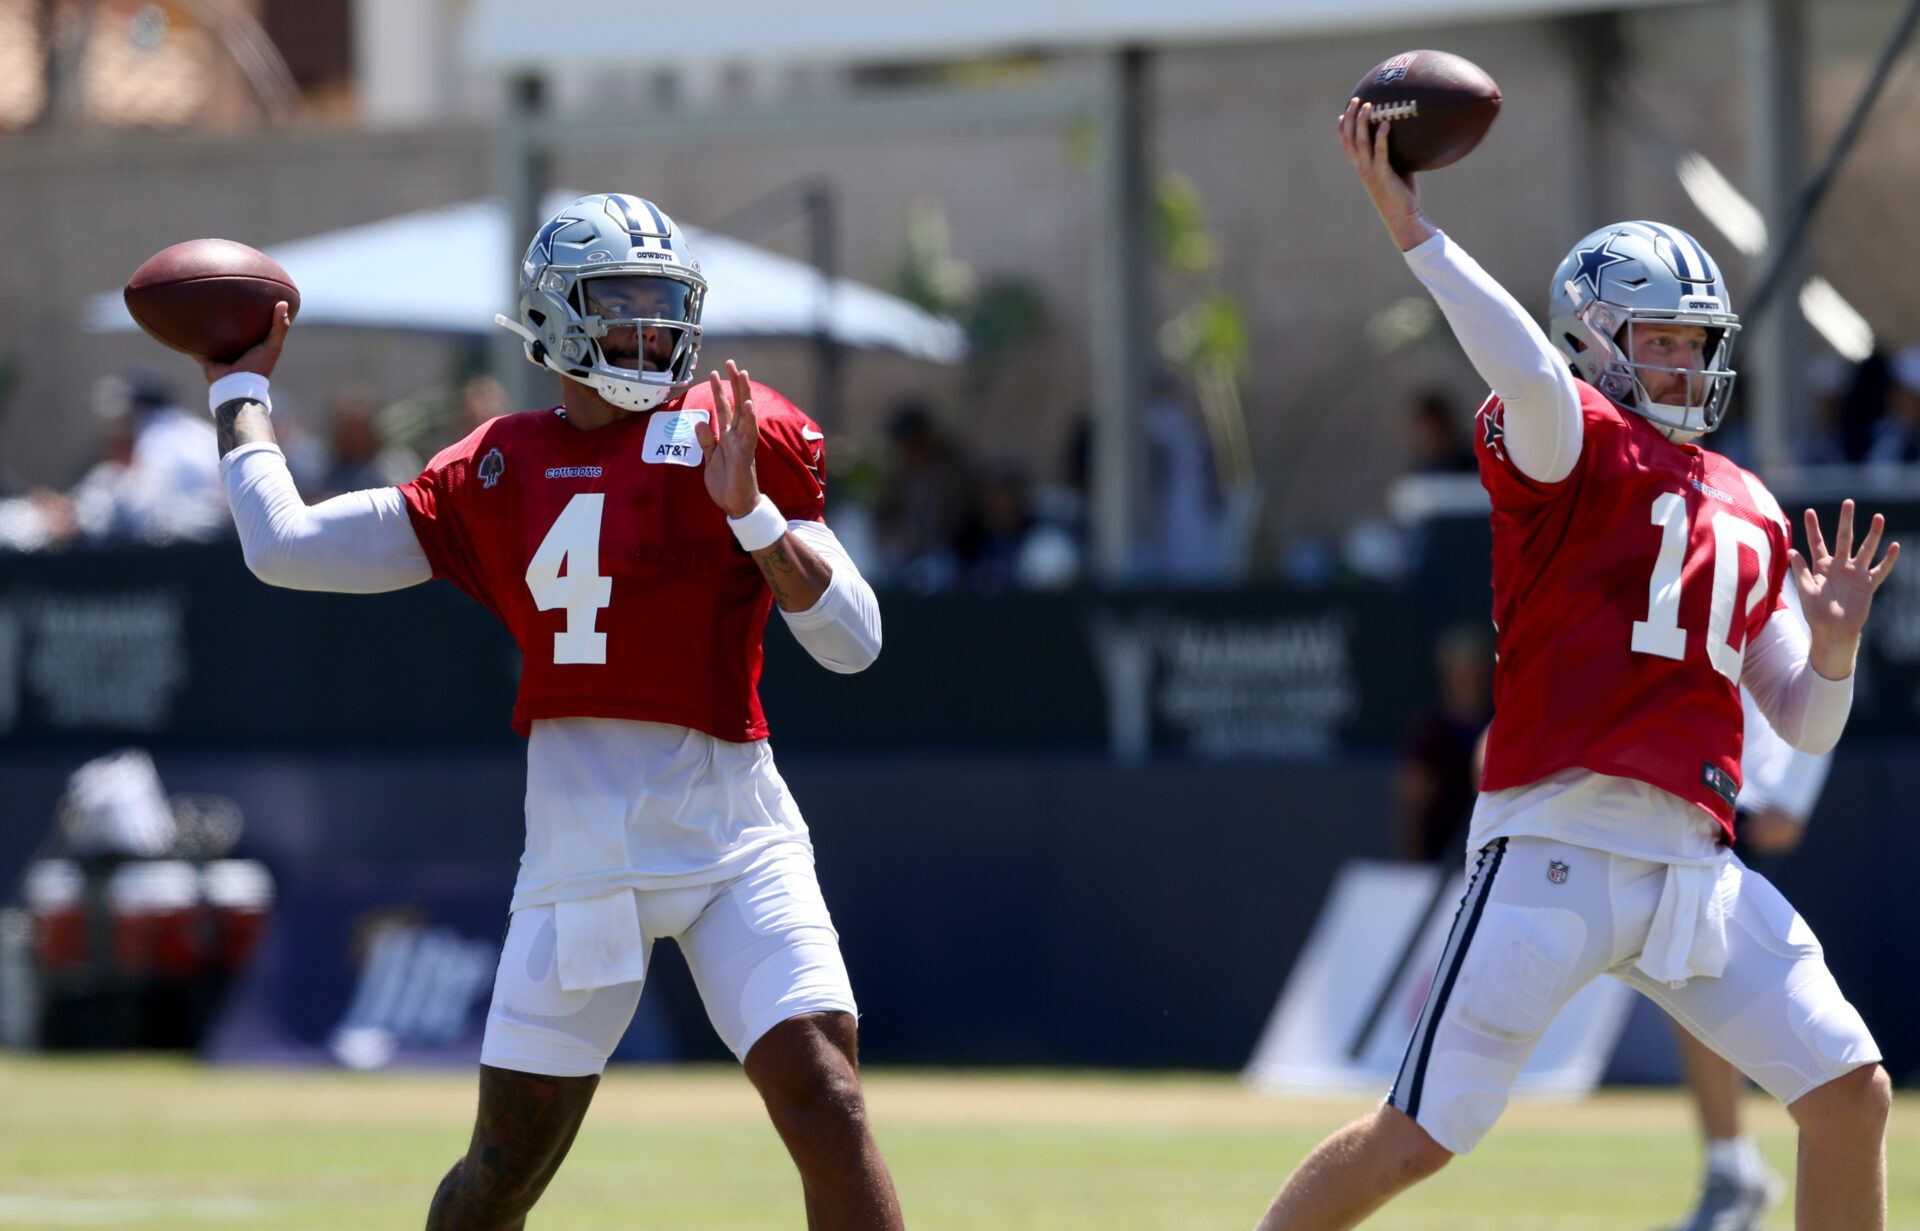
[
  {"x1": 696, "y1": 359, "x2": 762, "y2": 518},
  {"x1": 201, "y1": 301, "x2": 292, "y2": 385},
  {"x1": 1338, "y1": 98, "x2": 1434, "y2": 252}
]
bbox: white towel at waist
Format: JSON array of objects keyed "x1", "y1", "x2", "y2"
[
  {"x1": 554, "y1": 891, "x2": 648, "y2": 991},
  {"x1": 1635, "y1": 856, "x2": 1739, "y2": 987}
]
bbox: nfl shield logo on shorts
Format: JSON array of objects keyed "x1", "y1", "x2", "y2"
[{"x1": 1546, "y1": 860, "x2": 1569, "y2": 885}]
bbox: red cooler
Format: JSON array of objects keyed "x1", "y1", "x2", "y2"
[
  {"x1": 24, "y1": 860, "x2": 86, "y2": 973},
  {"x1": 200, "y1": 860, "x2": 274, "y2": 974},
  {"x1": 107, "y1": 861, "x2": 204, "y2": 980}
]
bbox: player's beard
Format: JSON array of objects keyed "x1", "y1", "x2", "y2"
[{"x1": 600, "y1": 326, "x2": 667, "y2": 373}]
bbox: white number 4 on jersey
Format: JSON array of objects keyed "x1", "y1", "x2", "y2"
[{"x1": 525, "y1": 493, "x2": 613, "y2": 665}]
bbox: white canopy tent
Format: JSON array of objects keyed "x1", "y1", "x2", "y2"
[{"x1": 85, "y1": 197, "x2": 966, "y2": 364}]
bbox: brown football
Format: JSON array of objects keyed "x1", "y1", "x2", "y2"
[
  {"x1": 123, "y1": 238, "x2": 300, "y2": 362},
  {"x1": 1353, "y1": 50, "x2": 1502, "y2": 173}
]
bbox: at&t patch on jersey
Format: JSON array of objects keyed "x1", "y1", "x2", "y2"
[{"x1": 643, "y1": 409, "x2": 707, "y2": 466}]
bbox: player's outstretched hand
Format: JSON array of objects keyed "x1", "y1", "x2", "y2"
[
  {"x1": 1338, "y1": 98, "x2": 1436, "y2": 253},
  {"x1": 201, "y1": 300, "x2": 292, "y2": 385},
  {"x1": 1791, "y1": 499, "x2": 1899, "y2": 678},
  {"x1": 1742, "y1": 807, "x2": 1806, "y2": 856},
  {"x1": 695, "y1": 359, "x2": 762, "y2": 519}
]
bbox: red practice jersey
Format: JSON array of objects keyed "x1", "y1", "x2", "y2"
[
  {"x1": 1475, "y1": 381, "x2": 1792, "y2": 834},
  {"x1": 399, "y1": 380, "x2": 827, "y2": 742}
]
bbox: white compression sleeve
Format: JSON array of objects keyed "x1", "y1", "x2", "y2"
[
  {"x1": 778, "y1": 519, "x2": 883, "y2": 673},
  {"x1": 1742, "y1": 604, "x2": 1854, "y2": 755},
  {"x1": 1737, "y1": 587, "x2": 1832, "y2": 818},
  {"x1": 1738, "y1": 684, "x2": 1832, "y2": 820},
  {"x1": 220, "y1": 442, "x2": 432, "y2": 593},
  {"x1": 1403, "y1": 231, "x2": 1584, "y2": 484}
]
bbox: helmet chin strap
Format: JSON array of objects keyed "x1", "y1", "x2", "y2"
[
  {"x1": 1650, "y1": 418, "x2": 1704, "y2": 445},
  {"x1": 1632, "y1": 388, "x2": 1708, "y2": 443},
  {"x1": 587, "y1": 370, "x2": 673, "y2": 412},
  {"x1": 494, "y1": 313, "x2": 538, "y2": 346},
  {"x1": 497, "y1": 311, "x2": 678, "y2": 411},
  {"x1": 1613, "y1": 360, "x2": 1714, "y2": 442}
]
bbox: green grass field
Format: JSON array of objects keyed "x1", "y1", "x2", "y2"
[{"x1": 0, "y1": 1056, "x2": 1913, "y2": 1229}]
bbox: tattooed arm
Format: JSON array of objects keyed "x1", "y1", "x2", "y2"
[
  {"x1": 694, "y1": 361, "x2": 879, "y2": 668},
  {"x1": 215, "y1": 398, "x2": 277, "y2": 458},
  {"x1": 752, "y1": 531, "x2": 834, "y2": 612},
  {"x1": 771, "y1": 520, "x2": 882, "y2": 673},
  {"x1": 203, "y1": 300, "x2": 292, "y2": 460}
]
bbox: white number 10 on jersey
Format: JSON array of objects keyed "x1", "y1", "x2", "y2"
[
  {"x1": 525, "y1": 493, "x2": 613, "y2": 664},
  {"x1": 1630, "y1": 491, "x2": 1771, "y2": 681}
]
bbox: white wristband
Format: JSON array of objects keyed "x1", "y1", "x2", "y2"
[
  {"x1": 727, "y1": 494, "x2": 787, "y2": 552},
  {"x1": 208, "y1": 372, "x2": 272, "y2": 417}
]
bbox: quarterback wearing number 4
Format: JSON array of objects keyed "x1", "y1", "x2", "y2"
[
  {"x1": 1253, "y1": 103, "x2": 1898, "y2": 1231},
  {"x1": 205, "y1": 194, "x2": 904, "y2": 1230}
]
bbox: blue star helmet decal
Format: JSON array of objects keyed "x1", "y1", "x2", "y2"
[
  {"x1": 1569, "y1": 232, "x2": 1632, "y2": 303},
  {"x1": 530, "y1": 213, "x2": 590, "y2": 267}
]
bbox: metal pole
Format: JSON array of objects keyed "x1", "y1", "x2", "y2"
[
  {"x1": 1559, "y1": 13, "x2": 1619, "y2": 235},
  {"x1": 1744, "y1": 0, "x2": 1806, "y2": 473},
  {"x1": 1090, "y1": 46, "x2": 1151, "y2": 584},
  {"x1": 807, "y1": 182, "x2": 843, "y2": 425},
  {"x1": 492, "y1": 72, "x2": 550, "y2": 411}
]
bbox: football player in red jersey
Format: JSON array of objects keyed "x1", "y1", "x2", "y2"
[
  {"x1": 202, "y1": 193, "x2": 904, "y2": 1231},
  {"x1": 1251, "y1": 101, "x2": 1898, "y2": 1231}
]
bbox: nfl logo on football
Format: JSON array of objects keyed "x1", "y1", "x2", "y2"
[{"x1": 1375, "y1": 52, "x2": 1417, "y2": 84}]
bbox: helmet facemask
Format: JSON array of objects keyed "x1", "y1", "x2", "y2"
[
  {"x1": 1565, "y1": 288, "x2": 1740, "y2": 437},
  {"x1": 556, "y1": 270, "x2": 704, "y2": 410},
  {"x1": 1547, "y1": 221, "x2": 1741, "y2": 440},
  {"x1": 501, "y1": 193, "x2": 708, "y2": 413}
]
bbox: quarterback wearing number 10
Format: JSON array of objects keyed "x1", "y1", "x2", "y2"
[
  {"x1": 1251, "y1": 99, "x2": 1898, "y2": 1231},
  {"x1": 202, "y1": 194, "x2": 905, "y2": 1231}
]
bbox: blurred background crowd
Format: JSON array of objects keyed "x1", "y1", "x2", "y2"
[{"x1": 7, "y1": 346, "x2": 1919, "y2": 590}]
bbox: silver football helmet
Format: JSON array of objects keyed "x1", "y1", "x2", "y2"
[
  {"x1": 1547, "y1": 220, "x2": 1740, "y2": 437},
  {"x1": 497, "y1": 193, "x2": 706, "y2": 411}
]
